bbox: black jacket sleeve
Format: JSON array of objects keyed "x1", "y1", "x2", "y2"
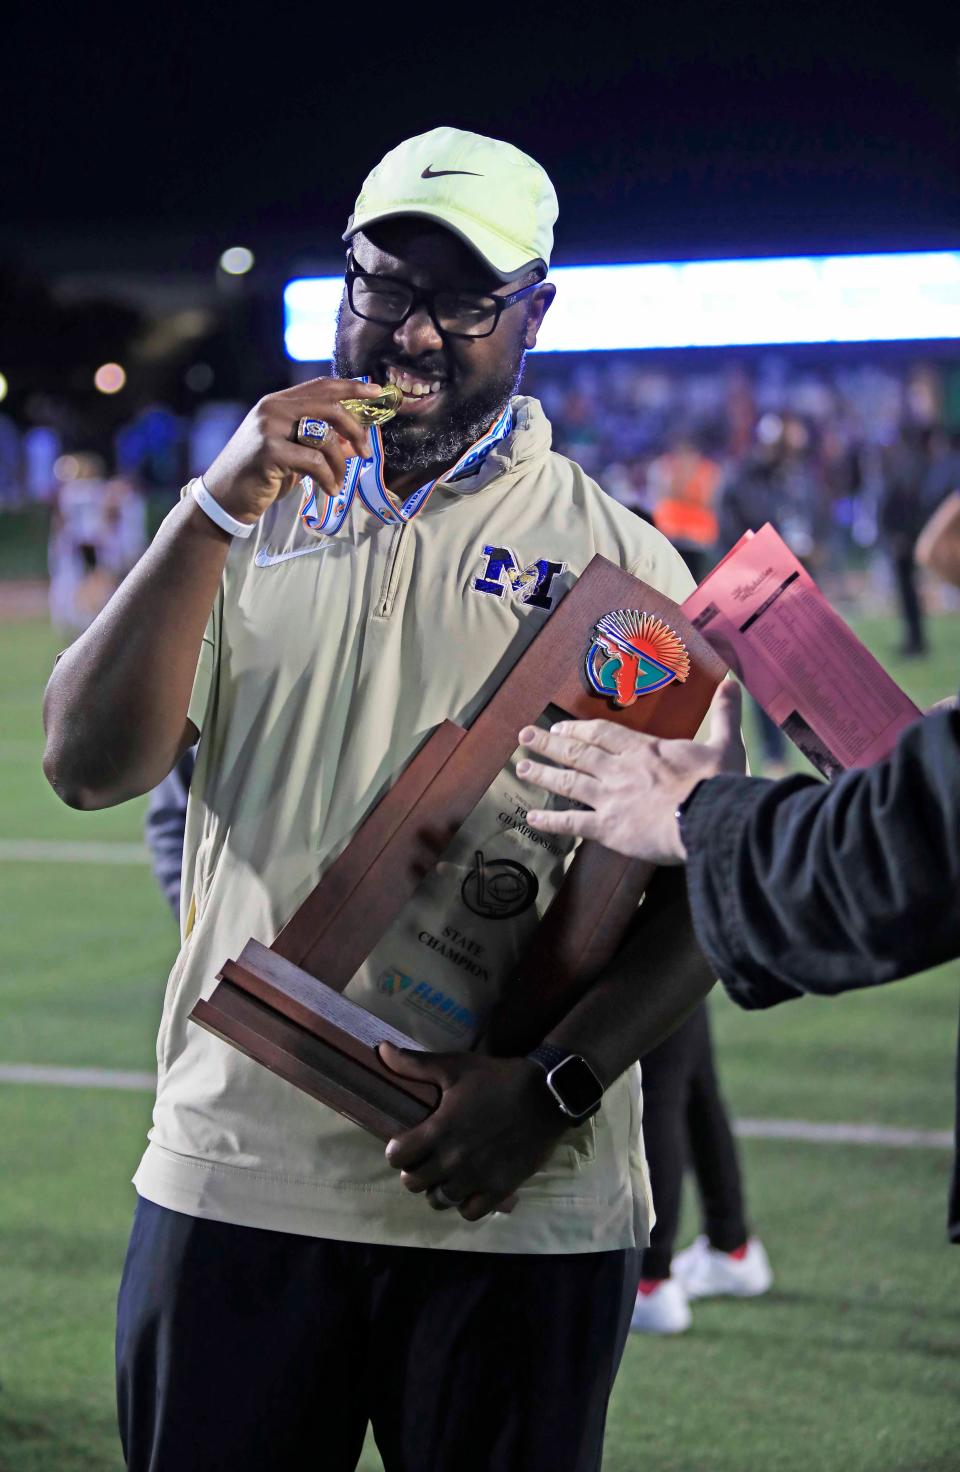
[
  {"x1": 682, "y1": 707, "x2": 960, "y2": 1008},
  {"x1": 681, "y1": 705, "x2": 960, "y2": 1242}
]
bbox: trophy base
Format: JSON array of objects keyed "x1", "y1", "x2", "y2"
[{"x1": 192, "y1": 939, "x2": 438, "y2": 1142}]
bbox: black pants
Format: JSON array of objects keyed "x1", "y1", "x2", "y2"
[
  {"x1": 639, "y1": 1003, "x2": 748, "y2": 1279},
  {"x1": 116, "y1": 1198, "x2": 640, "y2": 1472},
  {"x1": 892, "y1": 550, "x2": 927, "y2": 653}
]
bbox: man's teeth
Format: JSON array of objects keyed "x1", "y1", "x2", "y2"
[{"x1": 385, "y1": 366, "x2": 443, "y2": 397}]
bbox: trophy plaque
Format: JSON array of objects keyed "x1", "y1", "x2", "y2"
[{"x1": 190, "y1": 555, "x2": 727, "y2": 1141}]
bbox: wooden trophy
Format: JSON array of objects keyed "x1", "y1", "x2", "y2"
[{"x1": 190, "y1": 555, "x2": 727, "y2": 1141}]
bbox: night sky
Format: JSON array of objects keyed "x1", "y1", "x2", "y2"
[{"x1": 6, "y1": 4, "x2": 959, "y2": 272}]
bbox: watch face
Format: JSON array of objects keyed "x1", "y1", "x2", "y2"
[{"x1": 549, "y1": 1056, "x2": 603, "y2": 1118}]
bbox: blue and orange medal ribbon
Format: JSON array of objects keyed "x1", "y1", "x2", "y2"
[{"x1": 299, "y1": 379, "x2": 513, "y2": 537}]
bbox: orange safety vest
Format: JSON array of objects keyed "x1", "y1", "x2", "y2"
[{"x1": 652, "y1": 457, "x2": 720, "y2": 548}]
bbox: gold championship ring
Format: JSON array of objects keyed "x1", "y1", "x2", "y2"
[{"x1": 296, "y1": 384, "x2": 403, "y2": 447}]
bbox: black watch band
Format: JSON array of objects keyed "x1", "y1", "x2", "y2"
[
  {"x1": 526, "y1": 1044, "x2": 604, "y2": 1122},
  {"x1": 528, "y1": 1043, "x2": 569, "y2": 1074}
]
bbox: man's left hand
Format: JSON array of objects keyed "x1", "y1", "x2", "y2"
[{"x1": 379, "y1": 1044, "x2": 569, "y2": 1222}]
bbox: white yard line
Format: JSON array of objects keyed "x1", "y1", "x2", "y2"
[
  {"x1": 734, "y1": 1117, "x2": 953, "y2": 1150},
  {"x1": 0, "y1": 839, "x2": 150, "y2": 864},
  {"x1": 0, "y1": 1064, "x2": 952, "y2": 1149},
  {"x1": 0, "y1": 1064, "x2": 156, "y2": 1090}
]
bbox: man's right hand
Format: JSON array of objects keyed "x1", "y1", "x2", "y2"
[
  {"x1": 202, "y1": 377, "x2": 385, "y2": 525},
  {"x1": 517, "y1": 681, "x2": 746, "y2": 865},
  {"x1": 42, "y1": 375, "x2": 387, "y2": 810}
]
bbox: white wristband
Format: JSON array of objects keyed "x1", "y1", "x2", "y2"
[{"x1": 190, "y1": 477, "x2": 256, "y2": 539}]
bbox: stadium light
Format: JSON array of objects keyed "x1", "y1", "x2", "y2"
[
  {"x1": 94, "y1": 362, "x2": 126, "y2": 394},
  {"x1": 220, "y1": 245, "x2": 255, "y2": 276},
  {"x1": 283, "y1": 250, "x2": 960, "y2": 360}
]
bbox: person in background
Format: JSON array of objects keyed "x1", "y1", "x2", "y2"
[
  {"x1": 648, "y1": 429, "x2": 720, "y2": 584},
  {"x1": 879, "y1": 424, "x2": 931, "y2": 657},
  {"x1": 48, "y1": 455, "x2": 114, "y2": 632},
  {"x1": 715, "y1": 417, "x2": 805, "y2": 776},
  {"x1": 101, "y1": 475, "x2": 148, "y2": 582},
  {"x1": 628, "y1": 417, "x2": 786, "y2": 1335},
  {"x1": 916, "y1": 488, "x2": 960, "y2": 590},
  {"x1": 145, "y1": 748, "x2": 195, "y2": 921},
  {"x1": 921, "y1": 430, "x2": 960, "y2": 529},
  {"x1": 630, "y1": 1003, "x2": 772, "y2": 1334}
]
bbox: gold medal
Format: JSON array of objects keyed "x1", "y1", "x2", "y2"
[{"x1": 340, "y1": 383, "x2": 403, "y2": 426}]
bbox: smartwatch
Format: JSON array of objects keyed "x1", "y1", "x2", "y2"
[{"x1": 526, "y1": 1043, "x2": 603, "y2": 1122}]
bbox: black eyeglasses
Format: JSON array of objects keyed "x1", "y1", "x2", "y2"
[{"x1": 344, "y1": 254, "x2": 543, "y2": 339}]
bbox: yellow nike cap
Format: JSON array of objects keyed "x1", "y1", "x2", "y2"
[{"x1": 344, "y1": 126, "x2": 558, "y2": 282}]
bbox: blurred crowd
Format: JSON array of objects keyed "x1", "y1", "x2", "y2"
[
  {"x1": 46, "y1": 459, "x2": 147, "y2": 630},
  {"x1": 526, "y1": 351, "x2": 960, "y2": 653},
  {"x1": 0, "y1": 401, "x2": 246, "y2": 631},
  {"x1": 3, "y1": 352, "x2": 960, "y2": 650}
]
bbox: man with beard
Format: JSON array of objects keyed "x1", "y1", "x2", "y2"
[{"x1": 43, "y1": 128, "x2": 715, "y2": 1472}]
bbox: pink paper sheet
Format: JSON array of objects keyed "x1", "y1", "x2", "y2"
[{"x1": 682, "y1": 524, "x2": 921, "y2": 776}]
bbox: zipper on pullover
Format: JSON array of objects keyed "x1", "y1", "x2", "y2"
[{"x1": 375, "y1": 521, "x2": 410, "y2": 618}]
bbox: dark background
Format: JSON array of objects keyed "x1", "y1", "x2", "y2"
[
  {"x1": 6, "y1": 4, "x2": 959, "y2": 266},
  {"x1": 2, "y1": 4, "x2": 959, "y2": 425}
]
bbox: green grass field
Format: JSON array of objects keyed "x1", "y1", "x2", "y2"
[{"x1": 1, "y1": 612, "x2": 959, "y2": 1471}]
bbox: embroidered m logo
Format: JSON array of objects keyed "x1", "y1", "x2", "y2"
[{"x1": 472, "y1": 546, "x2": 566, "y2": 611}]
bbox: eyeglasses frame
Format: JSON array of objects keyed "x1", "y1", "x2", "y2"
[{"x1": 344, "y1": 252, "x2": 545, "y2": 340}]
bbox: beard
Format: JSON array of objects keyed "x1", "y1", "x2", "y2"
[{"x1": 332, "y1": 304, "x2": 526, "y2": 480}]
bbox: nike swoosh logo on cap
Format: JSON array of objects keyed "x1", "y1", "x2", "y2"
[
  {"x1": 254, "y1": 541, "x2": 334, "y2": 568},
  {"x1": 421, "y1": 165, "x2": 483, "y2": 179}
]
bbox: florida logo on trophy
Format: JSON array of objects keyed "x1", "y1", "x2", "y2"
[{"x1": 585, "y1": 610, "x2": 691, "y2": 707}]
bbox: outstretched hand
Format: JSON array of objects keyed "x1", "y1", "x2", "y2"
[
  {"x1": 516, "y1": 680, "x2": 746, "y2": 864},
  {"x1": 379, "y1": 1044, "x2": 569, "y2": 1223}
]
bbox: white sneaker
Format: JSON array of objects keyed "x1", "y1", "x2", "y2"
[
  {"x1": 671, "y1": 1235, "x2": 773, "y2": 1300},
  {"x1": 629, "y1": 1277, "x2": 692, "y2": 1335}
]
